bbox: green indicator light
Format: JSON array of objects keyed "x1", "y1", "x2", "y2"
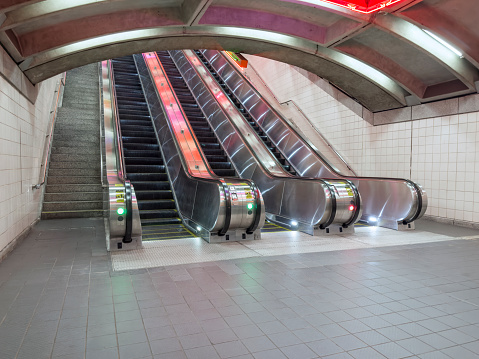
[
  {"x1": 247, "y1": 203, "x2": 254, "y2": 210},
  {"x1": 117, "y1": 208, "x2": 125, "y2": 215}
]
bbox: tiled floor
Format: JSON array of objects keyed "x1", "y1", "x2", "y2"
[{"x1": 0, "y1": 218, "x2": 479, "y2": 359}]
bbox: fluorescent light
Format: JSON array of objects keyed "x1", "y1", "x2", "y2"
[
  {"x1": 423, "y1": 30, "x2": 463, "y2": 58},
  {"x1": 291, "y1": 220, "x2": 298, "y2": 227},
  {"x1": 368, "y1": 216, "x2": 378, "y2": 222}
]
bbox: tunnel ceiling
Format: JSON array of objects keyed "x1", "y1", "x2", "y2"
[{"x1": 1, "y1": 0, "x2": 478, "y2": 112}]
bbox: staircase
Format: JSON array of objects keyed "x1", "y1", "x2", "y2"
[{"x1": 41, "y1": 64, "x2": 104, "y2": 219}]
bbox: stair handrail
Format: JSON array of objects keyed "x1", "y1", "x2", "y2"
[
  {"x1": 106, "y1": 60, "x2": 133, "y2": 243},
  {"x1": 107, "y1": 60, "x2": 128, "y2": 181},
  {"x1": 32, "y1": 72, "x2": 66, "y2": 190},
  {"x1": 99, "y1": 63, "x2": 107, "y2": 188},
  {"x1": 241, "y1": 59, "x2": 358, "y2": 177}
]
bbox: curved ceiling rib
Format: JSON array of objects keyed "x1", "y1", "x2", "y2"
[{"x1": 1, "y1": 0, "x2": 478, "y2": 112}]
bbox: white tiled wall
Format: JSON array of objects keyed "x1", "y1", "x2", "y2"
[
  {"x1": 245, "y1": 55, "x2": 479, "y2": 225},
  {"x1": 0, "y1": 75, "x2": 61, "y2": 254}
]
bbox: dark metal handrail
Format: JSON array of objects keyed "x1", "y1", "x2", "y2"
[
  {"x1": 107, "y1": 60, "x2": 132, "y2": 243},
  {"x1": 32, "y1": 73, "x2": 66, "y2": 190}
]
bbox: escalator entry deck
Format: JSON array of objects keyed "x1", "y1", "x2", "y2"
[{"x1": 261, "y1": 220, "x2": 291, "y2": 233}]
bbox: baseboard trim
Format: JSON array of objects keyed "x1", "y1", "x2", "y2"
[
  {"x1": 0, "y1": 218, "x2": 39, "y2": 263},
  {"x1": 422, "y1": 215, "x2": 479, "y2": 230}
]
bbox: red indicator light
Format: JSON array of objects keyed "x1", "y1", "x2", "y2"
[{"x1": 349, "y1": 205, "x2": 355, "y2": 211}]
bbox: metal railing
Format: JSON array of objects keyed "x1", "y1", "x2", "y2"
[
  {"x1": 242, "y1": 60, "x2": 358, "y2": 176},
  {"x1": 107, "y1": 61, "x2": 128, "y2": 182},
  {"x1": 32, "y1": 73, "x2": 66, "y2": 190}
]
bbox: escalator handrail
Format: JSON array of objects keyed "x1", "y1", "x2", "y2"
[
  {"x1": 108, "y1": 60, "x2": 128, "y2": 182},
  {"x1": 210, "y1": 50, "x2": 424, "y2": 224},
  {"x1": 246, "y1": 181, "x2": 262, "y2": 234},
  {"x1": 342, "y1": 179, "x2": 361, "y2": 228},
  {"x1": 149, "y1": 52, "x2": 233, "y2": 235},
  {"x1": 107, "y1": 59, "x2": 132, "y2": 243},
  {"x1": 124, "y1": 180, "x2": 133, "y2": 243}
]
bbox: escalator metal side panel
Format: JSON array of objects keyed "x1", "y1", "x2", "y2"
[
  {"x1": 101, "y1": 60, "x2": 142, "y2": 251},
  {"x1": 134, "y1": 54, "x2": 264, "y2": 241},
  {"x1": 169, "y1": 50, "x2": 339, "y2": 231},
  {"x1": 200, "y1": 49, "x2": 427, "y2": 229}
]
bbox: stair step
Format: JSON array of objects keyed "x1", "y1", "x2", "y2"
[
  {"x1": 41, "y1": 210, "x2": 105, "y2": 220},
  {"x1": 49, "y1": 161, "x2": 100, "y2": 169},
  {"x1": 51, "y1": 146, "x2": 100, "y2": 155},
  {"x1": 44, "y1": 192, "x2": 103, "y2": 202},
  {"x1": 53, "y1": 134, "x2": 100, "y2": 143},
  {"x1": 45, "y1": 184, "x2": 103, "y2": 193},
  {"x1": 50, "y1": 154, "x2": 100, "y2": 162},
  {"x1": 42, "y1": 200, "x2": 103, "y2": 211},
  {"x1": 46, "y1": 176, "x2": 101, "y2": 184},
  {"x1": 48, "y1": 168, "x2": 101, "y2": 177}
]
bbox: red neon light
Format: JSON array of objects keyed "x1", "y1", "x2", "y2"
[
  {"x1": 316, "y1": 0, "x2": 410, "y2": 14},
  {"x1": 348, "y1": 205, "x2": 355, "y2": 211}
]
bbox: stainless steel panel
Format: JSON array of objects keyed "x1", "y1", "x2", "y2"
[{"x1": 200, "y1": 49, "x2": 427, "y2": 229}]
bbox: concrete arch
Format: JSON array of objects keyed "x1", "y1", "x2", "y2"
[
  {"x1": 22, "y1": 27, "x2": 407, "y2": 112},
  {"x1": 2, "y1": 0, "x2": 478, "y2": 112}
]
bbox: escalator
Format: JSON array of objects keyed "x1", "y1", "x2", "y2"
[
  {"x1": 196, "y1": 49, "x2": 427, "y2": 230},
  {"x1": 194, "y1": 50, "x2": 296, "y2": 176},
  {"x1": 156, "y1": 51, "x2": 236, "y2": 177},
  {"x1": 111, "y1": 56, "x2": 193, "y2": 240},
  {"x1": 156, "y1": 51, "x2": 290, "y2": 234}
]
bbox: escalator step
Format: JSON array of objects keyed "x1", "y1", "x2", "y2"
[
  {"x1": 209, "y1": 162, "x2": 234, "y2": 170},
  {"x1": 122, "y1": 136, "x2": 157, "y2": 144},
  {"x1": 205, "y1": 155, "x2": 228, "y2": 162},
  {"x1": 125, "y1": 164, "x2": 166, "y2": 173},
  {"x1": 123, "y1": 143, "x2": 159, "y2": 151},
  {"x1": 132, "y1": 181, "x2": 171, "y2": 190},
  {"x1": 213, "y1": 169, "x2": 236, "y2": 177},
  {"x1": 138, "y1": 200, "x2": 176, "y2": 211},
  {"x1": 123, "y1": 150, "x2": 160, "y2": 157},
  {"x1": 141, "y1": 218, "x2": 182, "y2": 226},
  {"x1": 135, "y1": 190, "x2": 173, "y2": 200},
  {"x1": 124, "y1": 157, "x2": 163, "y2": 165},
  {"x1": 139, "y1": 209, "x2": 178, "y2": 219},
  {"x1": 128, "y1": 173, "x2": 168, "y2": 181}
]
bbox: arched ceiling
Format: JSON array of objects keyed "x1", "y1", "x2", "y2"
[{"x1": 1, "y1": 0, "x2": 478, "y2": 112}]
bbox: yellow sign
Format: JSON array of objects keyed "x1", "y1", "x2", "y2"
[
  {"x1": 116, "y1": 192, "x2": 125, "y2": 203},
  {"x1": 245, "y1": 191, "x2": 253, "y2": 199}
]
